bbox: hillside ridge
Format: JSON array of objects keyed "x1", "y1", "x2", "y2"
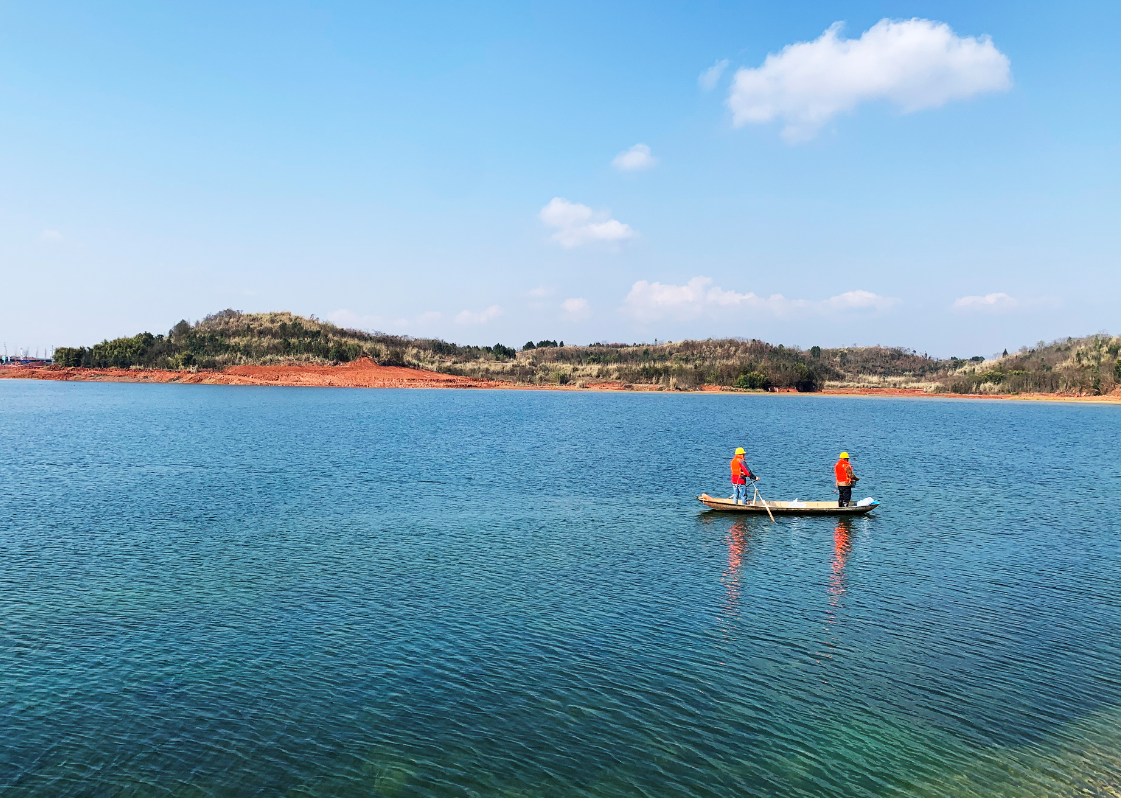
[{"x1": 47, "y1": 310, "x2": 1120, "y2": 396}]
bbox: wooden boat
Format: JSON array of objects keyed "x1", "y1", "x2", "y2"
[{"x1": 697, "y1": 494, "x2": 880, "y2": 515}]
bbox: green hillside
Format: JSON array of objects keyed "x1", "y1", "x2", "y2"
[{"x1": 50, "y1": 310, "x2": 1119, "y2": 395}]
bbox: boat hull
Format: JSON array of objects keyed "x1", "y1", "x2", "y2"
[{"x1": 697, "y1": 494, "x2": 880, "y2": 515}]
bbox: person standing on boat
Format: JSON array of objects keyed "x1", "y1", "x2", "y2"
[
  {"x1": 834, "y1": 452, "x2": 859, "y2": 507},
  {"x1": 730, "y1": 447, "x2": 758, "y2": 505}
]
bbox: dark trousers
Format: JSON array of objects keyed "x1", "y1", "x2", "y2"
[{"x1": 838, "y1": 486, "x2": 852, "y2": 507}]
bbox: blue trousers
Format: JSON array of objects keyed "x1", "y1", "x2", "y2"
[{"x1": 733, "y1": 483, "x2": 749, "y2": 504}]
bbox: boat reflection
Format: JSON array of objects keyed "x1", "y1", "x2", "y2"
[
  {"x1": 720, "y1": 520, "x2": 753, "y2": 626},
  {"x1": 829, "y1": 519, "x2": 854, "y2": 606},
  {"x1": 818, "y1": 519, "x2": 855, "y2": 673}
]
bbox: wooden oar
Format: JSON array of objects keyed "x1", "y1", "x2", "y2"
[{"x1": 753, "y1": 480, "x2": 776, "y2": 523}]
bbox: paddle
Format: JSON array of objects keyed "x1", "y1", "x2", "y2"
[{"x1": 752, "y1": 479, "x2": 776, "y2": 523}]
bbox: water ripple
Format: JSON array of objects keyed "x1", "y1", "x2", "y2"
[{"x1": 2, "y1": 382, "x2": 1120, "y2": 796}]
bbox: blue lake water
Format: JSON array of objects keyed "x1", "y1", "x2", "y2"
[{"x1": 2, "y1": 380, "x2": 1120, "y2": 797}]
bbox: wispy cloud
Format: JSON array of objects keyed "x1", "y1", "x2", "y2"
[
  {"x1": 727, "y1": 18, "x2": 1012, "y2": 141},
  {"x1": 526, "y1": 286, "x2": 554, "y2": 298},
  {"x1": 328, "y1": 309, "x2": 408, "y2": 330},
  {"x1": 612, "y1": 143, "x2": 658, "y2": 171},
  {"x1": 623, "y1": 277, "x2": 897, "y2": 321},
  {"x1": 455, "y1": 305, "x2": 503, "y2": 324},
  {"x1": 952, "y1": 292, "x2": 1018, "y2": 313},
  {"x1": 40, "y1": 229, "x2": 62, "y2": 242},
  {"x1": 539, "y1": 198, "x2": 636, "y2": 249},
  {"x1": 561, "y1": 297, "x2": 591, "y2": 320},
  {"x1": 699, "y1": 59, "x2": 729, "y2": 91},
  {"x1": 328, "y1": 309, "x2": 381, "y2": 328},
  {"x1": 826, "y1": 290, "x2": 899, "y2": 310},
  {"x1": 950, "y1": 292, "x2": 1059, "y2": 314}
]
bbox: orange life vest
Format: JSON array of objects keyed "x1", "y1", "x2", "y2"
[
  {"x1": 731, "y1": 455, "x2": 751, "y2": 484},
  {"x1": 834, "y1": 459, "x2": 854, "y2": 486}
]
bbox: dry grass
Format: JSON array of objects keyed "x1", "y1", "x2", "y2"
[{"x1": 55, "y1": 310, "x2": 1119, "y2": 396}]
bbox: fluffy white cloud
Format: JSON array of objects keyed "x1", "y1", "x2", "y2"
[
  {"x1": 699, "y1": 59, "x2": 729, "y2": 91},
  {"x1": 328, "y1": 309, "x2": 381, "y2": 329},
  {"x1": 952, "y1": 292, "x2": 1018, "y2": 313},
  {"x1": 40, "y1": 229, "x2": 62, "y2": 241},
  {"x1": 327, "y1": 309, "x2": 409, "y2": 330},
  {"x1": 561, "y1": 297, "x2": 591, "y2": 320},
  {"x1": 727, "y1": 18, "x2": 1012, "y2": 141},
  {"x1": 539, "y1": 198, "x2": 636, "y2": 248},
  {"x1": 623, "y1": 277, "x2": 897, "y2": 321},
  {"x1": 526, "y1": 286, "x2": 554, "y2": 298},
  {"x1": 455, "y1": 305, "x2": 502, "y2": 324},
  {"x1": 826, "y1": 290, "x2": 899, "y2": 310},
  {"x1": 612, "y1": 143, "x2": 658, "y2": 171}
]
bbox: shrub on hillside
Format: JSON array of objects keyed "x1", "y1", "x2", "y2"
[{"x1": 736, "y1": 371, "x2": 771, "y2": 390}]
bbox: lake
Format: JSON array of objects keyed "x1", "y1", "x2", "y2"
[{"x1": 1, "y1": 380, "x2": 1119, "y2": 797}]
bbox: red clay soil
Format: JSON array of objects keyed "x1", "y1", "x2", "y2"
[
  {"x1": 0, "y1": 360, "x2": 668, "y2": 392},
  {"x1": 0, "y1": 358, "x2": 498, "y2": 389},
  {"x1": 4, "y1": 361, "x2": 1120, "y2": 402}
]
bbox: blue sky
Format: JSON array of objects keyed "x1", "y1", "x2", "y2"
[{"x1": 2, "y1": 0, "x2": 1118, "y2": 357}]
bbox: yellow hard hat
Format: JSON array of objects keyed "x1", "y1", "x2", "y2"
[
  {"x1": 735, "y1": 447, "x2": 745, "y2": 455},
  {"x1": 840, "y1": 452, "x2": 849, "y2": 459}
]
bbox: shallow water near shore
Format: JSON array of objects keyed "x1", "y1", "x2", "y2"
[{"x1": 2, "y1": 380, "x2": 1120, "y2": 797}]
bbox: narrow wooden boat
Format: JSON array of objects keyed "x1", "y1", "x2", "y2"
[{"x1": 697, "y1": 494, "x2": 880, "y2": 515}]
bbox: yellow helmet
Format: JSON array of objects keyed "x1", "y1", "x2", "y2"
[
  {"x1": 735, "y1": 447, "x2": 745, "y2": 455},
  {"x1": 839, "y1": 452, "x2": 849, "y2": 459}
]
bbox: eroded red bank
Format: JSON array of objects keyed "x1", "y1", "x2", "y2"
[
  {"x1": 1, "y1": 358, "x2": 494, "y2": 389},
  {"x1": 3, "y1": 360, "x2": 1120, "y2": 402}
]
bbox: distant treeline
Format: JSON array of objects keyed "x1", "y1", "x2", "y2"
[
  {"x1": 52, "y1": 310, "x2": 516, "y2": 373},
  {"x1": 938, "y1": 335, "x2": 1121, "y2": 396},
  {"x1": 50, "y1": 310, "x2": 1119, "y2": 395}
]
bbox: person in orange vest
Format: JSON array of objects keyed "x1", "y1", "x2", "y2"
[
  {"x1": 730, "y1": 447, "x2": 758, "y2": 505},
  {"x1": 834, "y1": 452, "x2": 859, "y2": 507}
]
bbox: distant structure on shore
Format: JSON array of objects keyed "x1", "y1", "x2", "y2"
[
  {"x1": 1, "y1": 357, "x2": 52, "y2": 367},
  {"x1": 1, "y1": 344, "x2": 52, "y2": 367}
]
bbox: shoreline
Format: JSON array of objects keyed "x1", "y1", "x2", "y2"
[{"x1": 3, "y1": 361, "x2": 1120, "y2": 405}]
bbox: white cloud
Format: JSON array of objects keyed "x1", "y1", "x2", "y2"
[
  {"x1": 328, "y1": 309, "x2": 408, "y2": 330},
  {"x1": 727, "y1": 18, "x2": 1012, "y2": 141},
  {"x1": 612, "y1": 143, "x2": 658, "y2": 171},
  {"x1": 539, "y1": 197, "x2": 637, "y2": 248},
  {"x1": 699, "y1": 59, "x2": 729, "y2": 91},
  {"x1": 951, "y1": 292, "x2": 1018, "y2": 313},
  {"x1": 623, "y1": 276, "x2": 897, "y2": 321},
  {"x1": 526, "y1": 286, "x2": 554, "y2": 298},
  {"x1": 328, "y1": 309, "x2": 381, "y2": 329},
  {"x1": 417, "y1": 311, "x2": 442, "y2": 323},
  {"x1": 561, "y1": 297, "x2": 591, "y2": 320},
  {"x1": 951, "y1": 293, "x2": 1061, "y2": 314},
  {"x1": 455, "y1": 305, "x2": 502, "y2": 325},
  {"x1": 40, "y1": 229, "x2": 62, "y2": 241},
  {"x1": 826, "y1": 290, "x2": 899, "y2": 311}
]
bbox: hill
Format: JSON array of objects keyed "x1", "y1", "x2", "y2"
[{"x1": 48, "y1": 310, "x2": 1120, "y2": 395}]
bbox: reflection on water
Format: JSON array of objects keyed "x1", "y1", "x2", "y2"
[
  {"x1": 719, "y1": 521, "x2": 753, "y2": 644},
  {"x1": 829, "y1": 519, "x2": 854, "y2": 607},
  {"x1": 818, "y1": 519, "x2": 855, "y2": 677}
]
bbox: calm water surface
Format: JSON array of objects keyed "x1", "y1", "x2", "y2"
[{"x1": 1, "y1": 381, "x2": 1119, "y2": 797}]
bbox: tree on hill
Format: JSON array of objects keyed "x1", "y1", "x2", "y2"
[{"x1": 47, "y1": 309, "x2": 1116, "y2": 396}]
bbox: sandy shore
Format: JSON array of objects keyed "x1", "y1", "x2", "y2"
[{"x1": 3, "y1": 361, "x2": 1120, "y2": 404}]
